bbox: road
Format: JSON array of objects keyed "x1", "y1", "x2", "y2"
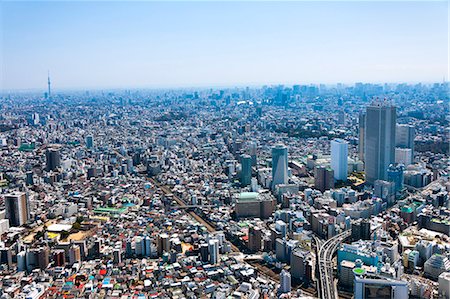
[
  {"x1": 148, "y1": 177, "x2": 261, "y2": 253},
  {"x1": 317, "y1": 230, "x2": 351, "y2": 299},
  {"x1": 148, "y1": 178, "x2": 222, "y2": 236}
]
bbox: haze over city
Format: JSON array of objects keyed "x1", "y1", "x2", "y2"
[
  {"x1": 2, "y1": 1, "x2": 448, "y2": 91},
  {"x1": 0, "y1": 1, "x2": 449, "y2": 299}
]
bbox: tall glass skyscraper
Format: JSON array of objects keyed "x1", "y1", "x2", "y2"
[
  {"x1": 331, "y1": 139, "x2": 348, "y2": 181},
  {"x1": 365, "y1": 101, "x2": 396, "y2": 184},
  {"x1": 387, "y1": 163, "x2": 404, "y2": 193},
  {"x1": 86, "y1": 135, "x2": 94, "y2": 149},
  {"x1": 279, "y1": 269, "x2": 292, "y2": 294},
  {"x1": 272, "y1": 144, "x2": 288, "y2": 189},
  {"x1": 45, "y1": 148, "x2": 61, "y2": 172},
  {"x1": 240, "y1": 154, "x2": 252, "y2": 186},
  {"x1": 208, "y1": 239, "x2": 220, "y2": 264},
  {"x1": 5, "y1": 192, "x2": 29, "y2": 227},
  {"x1": 358, "y1": 113, "x2": 366, "y2": 162},
  {"x1": 249, "y1": 141, "x2": 257, "y2": 166}
]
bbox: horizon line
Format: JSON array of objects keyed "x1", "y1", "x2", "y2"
[{"x1": 1, "y1": 80, "x2": 448, "y2": 94}]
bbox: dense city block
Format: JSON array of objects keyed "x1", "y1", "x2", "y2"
[{"x1": 0, "y1": 83, "x2": 449, "y2": 298}]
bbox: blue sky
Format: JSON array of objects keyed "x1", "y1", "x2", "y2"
[{"x1": 1, "y1": 1, "x2": 448, "y2": 90}]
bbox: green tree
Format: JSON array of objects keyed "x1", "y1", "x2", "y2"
[
  {"x1": 72, "y1": 222, "x2": 81, "y2": 230},
  {"x1": 60, "y1": 230, "x2": 70, "y2": 240},
  {"x1": 34, "y1": 230, "x2": 44, "y2": 241}
]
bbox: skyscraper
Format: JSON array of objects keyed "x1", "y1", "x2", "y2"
[
  {"x1": 249, "y1": 141, "x2": 257, "y2": 166},
  {"x1": 135, "y1": 236, "x2": 143, "y2": 256},
  {"x1": 331, "y1": 139, "x2": 348, "y2": 181},
  {"x1": 5, "y1": 192, "x2": 29, "y2": 227},
  {"x1": 25, "y1": 171, "x2": 34, "y2": 186},
  {"x1": 338, "y1": 110, "x2": 345, "y2": 125},
  {"x1": 0, "y1": 247, "x2": 13, "y2": 269},
  {"x1": 240, "y1": 154, "x2": 252, "y2": 186},
  {"x1": 208, "y1": 239, "x2": 220, "y2": 264},
  {"x1": 272, "y1": 144, "x2": 288, "y2": 190},
  {"x1": 248, "y1": 225, "x2": 262, "y2": 252},
  {"x1": 351, "y1": 219, "x2": 371, "y2": 242},
  {"x1": 279, "y1": 269, "x2": 291, "y2": 293},
  {"x1": 364, "y1": 101, "x2": 396, "y2": 184},
  {"x1": 69, "y1": 244, "x2": 82, "y2": 266},
  {"x1": 358, "y1": 113, "x2": 366, "y2": 162},
  {"x1": 113, "y1": 248, "x2": 121, "y2": 264},
  {"x1": 157, "y1": 233, "x2": 170, "y2": 256},
  {"x1": 32, "y1": 113, "x2": 40, "y2": 126},
  {"x1": 144, "y1": 235, "x2": 152, "y2": 257},
  {"x1": 396, "y1": 124, "x2": 415, "y2": 163},
  {"x1": 314, "y1": 166, "x2": 334, "y2": 192},
  {"x1": 85, "y1": 135, "x2": 94, "y2": 149},
  {"x1": 387, "y1": 164, "x2": 404, "y2": 194},
  {"x1": 46, "y1": 148, "x2": 61, "y2": 171},
  {"x1": 396, "y1": 124, "x2": 415, "y2": 149},
  {"x1": 395, "y1": 148, "x2": 413, "y2": 166}
]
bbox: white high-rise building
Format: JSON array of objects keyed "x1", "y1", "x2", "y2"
[
  {"x1": 395, "y1": 148, "x2": 413, "y2": 166},
  {"x1": 32, "y1": 113, "x2": 40, "y2": 125},
  {"x1": 331, "y1": 139, "x2": 348, "y2": 181},
  {"x1": 279, "y1": 269, "x2": 291, "y2": 293},
  {"x1": 272, "y1": 144, "x2": 288, "y2": 190},
  {"x1": 208, "y1": 239, "x2": 220, "y2": 264},
  {"x1": 251, "y1": 178, "x2": 259, "y2": 192}
]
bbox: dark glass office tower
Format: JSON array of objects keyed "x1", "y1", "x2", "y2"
[
  {"x1": 365, "y1": 101, "x2": 396, "y2": 184},
  {"x1": 46, "y1": 148, "x2": 61, "y2": 171},
  {"x1": 271, "y1": 144, "x2": 288, "y2": 190}
]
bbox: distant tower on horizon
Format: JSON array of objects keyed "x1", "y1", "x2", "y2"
[{"x1": 47, "y1": 71, "x2": 51, "y2": 99}]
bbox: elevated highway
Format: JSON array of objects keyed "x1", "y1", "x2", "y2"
[{"x1": 317, "y1": 230, "x2": 351, "y2": 299}]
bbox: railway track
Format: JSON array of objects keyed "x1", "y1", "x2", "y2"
[{"x1": 148, "y1": 177, "x2": 318, "y2": 297}]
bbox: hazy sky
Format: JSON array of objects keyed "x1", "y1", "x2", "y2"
[{"x1": 1, "y1": 1, "x2": 448, "y2": 90}]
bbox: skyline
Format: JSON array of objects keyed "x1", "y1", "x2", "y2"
[
  {"x1": 1, "y1": 77, "x2": 448, "y2": 299},
  {"x1": 1, "y1": 3, "x2": 449, "y2": 296},
  {"x1": 1, "y1": 1, "x2": 449, "y2": 91}
]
